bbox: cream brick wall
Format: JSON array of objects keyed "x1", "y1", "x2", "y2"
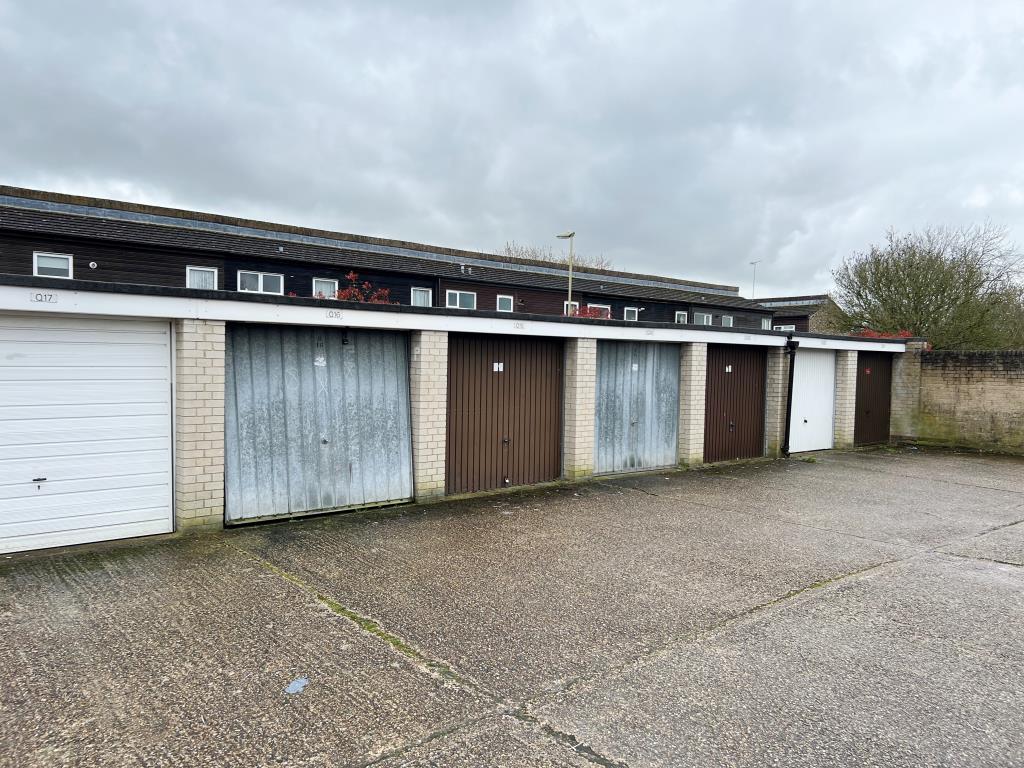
[
  {"x1": 678, "y1": 342, "x2": 707, "y2": 466},
  {"x1": 174, "y1": 318, "x2": 225, "y2": 531},
  {"x1": 891, "y1": 341, "x2": 925, "y2": 440},
  {"x1": 563, "y1": 338, "x2": 597, "y2": 479},
  {"x1": 764, "y1": 347, "x2": 790, "y2": 457},
  {"x1": 833, "y1": 350, "x2": 858, "y2": 448},
  {"x1": 409, "y1": 330, "x2": 448, "y2": 500}
]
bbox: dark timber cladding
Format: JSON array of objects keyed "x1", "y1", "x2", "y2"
[
  {"x1": 446, "y1": 334, "x2": 563, "y2": 494},
  {"x1": 704, "y1": 345, "x2": 767, "y2": 463},
  {"x1": 854, "y1": 351, "x2": 893, "y2": 444}
]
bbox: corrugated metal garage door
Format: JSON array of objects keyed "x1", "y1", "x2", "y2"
[
  {"x1": 595, "y1": 341, "x2": 680, "y2": 474},
  {"x1": 225, "y1": 325, "x2": 413, "y2": 522},
  {"x1": 447, "y1": 334, "x2": 562, "y2": 494},
  {"x1": 704, "y1": 345, "x2": 767, "y2": 463},
  {"x1": 855, "y1": 351, "x2": 893, "y2": 445},
  {"x1": 0, "y1": 314, "x2": 173, "y2": 553},
  {"x1": 789, "y1": 348, "x2": 836, "y2": 452}
]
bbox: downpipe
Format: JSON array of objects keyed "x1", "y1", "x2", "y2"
[{"x1": 781, "y1": 335, "x2": 799, "y2": 457}]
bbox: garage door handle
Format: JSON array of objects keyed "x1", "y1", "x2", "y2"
[
  {"x1": 32, "y1": 477, "x2": 47, "y2": 483},
  {"x1": 728, "y1": 421, "x2": 735, "y2": 432},
  {"x1": 321, "y1": 437, "x2": 329, "y2": 444},
  {"x1": 502, "y1": 437, "x2": 511, "y2": 445}
]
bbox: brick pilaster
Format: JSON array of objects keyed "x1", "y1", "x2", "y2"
[
  {"x1": 174, "y1": 319, "x2": 225, "y2": 531},
  {"x1": 764, "y1": 346, "x2": 790, "y2": 457},
  {"x1": 891, "y1": 341, "x2": 926, "y2": 441},
  {"x1": 678, "y1": 342, "x2": 707, "y2": 466},
  {"x1": 833, "y1": 350, "x2": 858, "y2": 448},
  {"x1": 563, "y1": 338, "x2": 597, "y2": 479},
  {"x1": 409, "y1": 330, "x2": 448, "y2": 500}
]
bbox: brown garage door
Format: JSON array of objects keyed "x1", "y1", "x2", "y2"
[
  {"x1": 854, "y1": 351, "x2": 893, "y2": 445},
  {"x1": 447, "y1": 334, "x2": 563, "y2": 494},
  {"x1": 704, "y1": 345, "x2": 767, "y2": 463}
]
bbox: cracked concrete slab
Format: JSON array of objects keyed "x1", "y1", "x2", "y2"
[
  {"x1": 607, "y1": 450, "x2": 1024, "y2": 549},
  {"x1": 0, "y1": 537, "x2": 488, "y2": 767},
  {"x1": 941, "y1": 520, "x2": 1024, "y2": 567},
  {"x1": 1, "y1": 448, "x2": 1022, "y2": 766},
  {"x1": 230, "y1": 468, "x2": 909, "y2": 700},
  {"x1": 370, "y1": 715, "x2": 596, "y2": 768},
  {"x1": 534, "y1": 554, "x2": 1024, "y2": 768}
]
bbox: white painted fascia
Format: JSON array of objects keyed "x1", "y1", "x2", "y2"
[{"x1": 2, "y1": 284, "x2": 905, "y2": 352}]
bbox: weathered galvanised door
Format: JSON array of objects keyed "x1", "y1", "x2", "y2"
[
  {"x1": 224, "y1": 324, "x2": 413, "y2": 522},
  {"x1": 594, "y1": 341, "x2": 680, "y2": 474}
]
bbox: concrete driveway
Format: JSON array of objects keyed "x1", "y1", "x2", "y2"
[{"x1": 1, "y1": 448, "x2": 1022, "y2": 767}]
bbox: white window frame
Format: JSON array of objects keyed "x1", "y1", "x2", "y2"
[
  {"x1": 587, "y1": 303, "x2": 611, "y2": 319},
  {"x1": 563, "y1": 300, "x2": 580, "y2": 316},
  {"x1": 623, "y1": 307, "x2": 639, "y2": 322},
  {"x1": 33, "y1": 251, "x2": 73, "y2": 279},
  {"x1": 410, "y1": 287, "x2": 433, "y2": 307},
  {"x1": 674, "y1": 311, "x2": 688, "y2": 324},
  {"x1": 694, "y1": 312, "x2": 713, "y2": 326},
  {"x1": 446, "y1": 289, "x2": 477, "y2": 310},
  {"x1": 761, "y1": 317, "x2": 772, "y2": 330},
  {"x1": 496, "y1": 294, "x2": 515, "y2": 312},
  {"x1": 312, "y1": 277, "x2": 339, "y2": 299},
  {"x1": 721, "y1": 315, "x2": 734, "y2": 328},
  {"x1": 186, "y1": 266, "x2": 218, "y2": 290},
  {"x1": 774, "y1": 324, "x2": 797, "y2": 332},
  {"x1": 237, "y1": 270, "x2": 285, "y2": 295}
]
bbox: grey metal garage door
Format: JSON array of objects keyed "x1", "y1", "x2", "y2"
[
  {"x1": 595, "y1": 341, "x2": 680, "y2": 474},
  {"x1": 225, "y1": 324, "x2": 413, "y2": 522}
]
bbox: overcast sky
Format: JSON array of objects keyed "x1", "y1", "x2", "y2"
[{"x1": 1, "y1": 1, "x2": 1022, "y2": 296}]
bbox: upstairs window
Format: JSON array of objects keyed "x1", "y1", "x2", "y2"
[
  {"x1": 186, "y1": 266, "x2": 217, "y2": 290},
  {"x1": 623, "y1": 307, "x2": 639, "y2": 322},
  {"x1": 411, "y1": 287, "x2": 433, "y2": 307},
  {"x1": 238, "y1": 270, "x2": 284, "y2": 295},
  {"x1": 588, "y1": 304, "x2": 611, "y2": 319},
  {"x1": 721, "y1": 315, "x2": 734, "y2": 328},
  {"x1": 694, "y1": 312, "x2": 712, "y2": 326},
  {"x1": 774, "y1": 324, "x2": 796, "y2": 332},
  {"x1": 563, "y1": 301, "x2": 580, "y2": 316},
  {"x1": 446, "y1": 290, "x2": 476, "y2": 310},
  {"x1": 674, "y1": 311, "x2": 688, "y2": 324},
  {"x1": 33, "y1": 252, "x2": 73, "y2": 279},
  {"x1": 761, "y1": 317, "x2": 771, "y2": 330},
  {"x1": 313, "y1": 278, "x2": 338, "y2": 298},
  {"x1": 496, "y1": 295, "x2": 515, "y2": 312}
]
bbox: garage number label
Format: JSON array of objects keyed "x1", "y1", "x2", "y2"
[{"x1": 30, "y1": 291, "x2": 59, "y2": 304}]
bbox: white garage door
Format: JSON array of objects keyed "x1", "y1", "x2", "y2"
[
  {"x1": 0, "y1": 315, "x2": 173, "y2": 553},
  {"x1": 789, "y1": 348, "x2": 837, "y2": 453}
]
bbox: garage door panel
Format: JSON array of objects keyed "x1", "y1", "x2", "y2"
[
  {"x1": 0, "y1": 414, "x2": 171, "y2": 447},
  {"x1": 225, "y1": 325, "x2": 413, "y2": 522},
  {"x1": 0, "y1": 379, "x2": 169, "y2": 407},
  {"x1": 789, "y1": 349, "x2": 836, "y2": 453},
  {"x1": 446, "y1": 335, "x2": 562, "y2": 494},
  {"x1": 0, "y1": 435, "x2": 168, "y2": 461},
  {"x1": 0, "y1": 315, "x2": 173, "y2": 554},
  {"x1": 596, "y1": 342, "x2": 680, "y2": 474},
  {"x1": 0, "y1": 487, "x2": 170, "y2": 524},
  {"x1": 0, "y1": 364, "x2": 170, "y2": 382},
  {"x1": 0, "y1": 448, "x2": 170, "y2": 485},
  {"x1": 704, "y1": 345, "x2": 767, "y2": 463},
  {"x1": 1, "y1": 517, "x2": 171, "y2": 554}
]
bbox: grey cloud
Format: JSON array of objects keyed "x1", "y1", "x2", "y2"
[{"x1": 1, "y1": 0, "x2": 1022, "y2": 296}]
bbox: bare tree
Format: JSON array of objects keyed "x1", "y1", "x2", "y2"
[
  {"x1": 823, "y1": 224, "x2": 1023, "y2": 349},
  {"x1": 501, "y1": 240, "x2": 615, "y2": 270}
]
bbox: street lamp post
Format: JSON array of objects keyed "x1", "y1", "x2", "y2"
[
  {"x1": 749, "y1": 260, "x2": 761, "y2": 298},
  {"x1": 557, "y1": 231, "x2": 575, "y2": 315}
]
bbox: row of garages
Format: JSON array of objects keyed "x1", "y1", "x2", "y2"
[{"x1": 0, "y1": 315, "x2": 896, "y2": 553}]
